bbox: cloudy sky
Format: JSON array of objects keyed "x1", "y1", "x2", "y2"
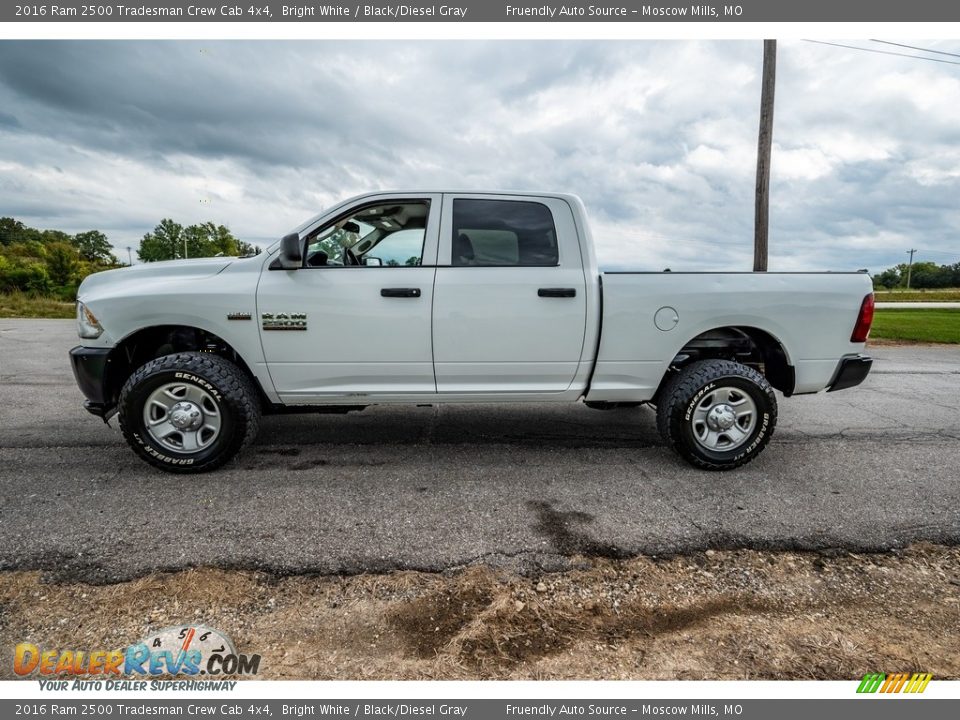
[{"x1": 0, "y1": 39, "x2": 958, "y2": 271}]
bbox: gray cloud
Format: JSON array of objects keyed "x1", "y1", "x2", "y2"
[{"x1": 0, "y1": 39, "x2": 958, "y2": 271}]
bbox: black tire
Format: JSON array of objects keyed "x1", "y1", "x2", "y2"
[
  {"x1": 118, "y1": 352, "x2": 261, "y2": 473},
  {"x1": 656, "y1": 359, "x2": 777, "y2": 471}
]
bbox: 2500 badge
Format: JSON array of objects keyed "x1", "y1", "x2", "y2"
[{"x1": 261, "y1": 312, "x2": 307, "y2": 331}]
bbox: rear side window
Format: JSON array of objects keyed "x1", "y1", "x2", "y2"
[{"x1": 452, "y1": 199, "x2": 559, "y2": 267}]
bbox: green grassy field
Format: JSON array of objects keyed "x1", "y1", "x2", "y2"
[
  {"x1": 874, "y1": 288, "x2": 960, "y2": 302},
  {"x1": 870, "y1": 308, "x2": 960, "y2": 344},
  {"x1": 0, "y1": 292, "x2": 75, "y2": 319}
]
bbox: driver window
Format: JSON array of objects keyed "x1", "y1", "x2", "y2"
[{"x1": 304, "y1": 201, "x2": 429, "y2": 268}]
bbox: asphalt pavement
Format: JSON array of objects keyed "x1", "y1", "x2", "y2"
[{"x1": 1, "y1": 319, "x2": 958, "y2": 583}]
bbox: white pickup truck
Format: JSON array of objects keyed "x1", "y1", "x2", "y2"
[{"x1": 70, "y1": 191, "x2": 875, "y2": 473}]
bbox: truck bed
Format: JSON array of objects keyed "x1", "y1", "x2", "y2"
[{"x1": 586, "y1": 271, "x2": 874, "y2": 402}]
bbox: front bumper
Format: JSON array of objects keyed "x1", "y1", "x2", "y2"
[
  {"x1": 69, "y1": 346, "x2": 114, "y2": 417},
  {"x1": 827, "y1": 354, "x2": 873, "y2": 392}
]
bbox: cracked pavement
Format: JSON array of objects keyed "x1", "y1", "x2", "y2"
[{"x1": 1, "y1": 320, "x2": 959, "y2": 583}]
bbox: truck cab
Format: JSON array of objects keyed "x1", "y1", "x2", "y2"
[{"x1": 258, "y1": 191, "x2": 597, "y2": 401}]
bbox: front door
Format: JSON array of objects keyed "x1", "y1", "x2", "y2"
[
  {"x1": 257, "y1": 194, "x2": 440, "y2": 401},
  {"x1": 431, "y1": 194, "x2": 588, "y2": 393}
]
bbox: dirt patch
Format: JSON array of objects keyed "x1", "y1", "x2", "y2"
[
  {"x1": 2, "y1": 544, "x2": 959, "y2": 680},
  {"x1": 389, "y1": 567, "x2": 495, "y2": 658}
]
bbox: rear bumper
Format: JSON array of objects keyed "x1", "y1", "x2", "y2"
[
  {"x1": 827, "y1": 354, "x2": 873, "y2": 392},
  {"x1": 69, "y1": 346, "x2": 114, "y2": 417}
]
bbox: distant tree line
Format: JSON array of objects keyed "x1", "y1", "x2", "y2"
[
  {"x1": 138, "y1": 219, "x2": 260, "y2": 263},
  {"x1": 873, "y1": 261, "x2": 960, "y2": 290},
  {"x1": 0, "y1": 217, "x2": 260, "y2": 300},
  {"x1": 0, "y1": 218, "x2": 120, "y2": 299}
]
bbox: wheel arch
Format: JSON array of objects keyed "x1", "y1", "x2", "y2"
[
  {"x1": 660, "y1": 324, "x2": 795, "y2": 398},
  {"x1": 102, "y1": 324, "x2": 268, "y2": 411}
]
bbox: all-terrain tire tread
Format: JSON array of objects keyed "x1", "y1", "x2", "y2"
[
  {"x1": 118, "y1": 352, "x2": 260, "y2": 473},
  {"x1": 655, "y1": 359, "x2": 777, "y2": 471}
]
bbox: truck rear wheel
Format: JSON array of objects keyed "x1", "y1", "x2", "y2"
[
  {"x1": 118, "y1": 352, "x2": 261, "y2": 473},
  {"x1": 656, "y1": 359, "x2": 777, "y2": 471}
]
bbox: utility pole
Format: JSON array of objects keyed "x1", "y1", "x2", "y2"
[
  {"x1": 126, "y1": 246, "x2": 132, "y2": 266},
  {"x1": 183, "y1": 236, "x2": 189, "y2": 260},
  {"x1": 906, "y1": 248, "x2": 917, "y2": 289},
  {"x1": 754, "y1": 39, "x2": 777, "y2": 272}
]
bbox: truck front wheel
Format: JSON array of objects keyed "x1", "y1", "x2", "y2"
[
  {"x1": 118, "y1": 352, "x2": 261, "y2": 473},
  {"x1": 656, "y1": 359, "x2": 777, "y2": 471}
]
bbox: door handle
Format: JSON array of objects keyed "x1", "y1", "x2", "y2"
[
  {"x1": 538, "y1": 288, "x2": 577, "y2": 298},
  {"x1": 381, "y1": 288, "x2": 421, "y2": 298}
]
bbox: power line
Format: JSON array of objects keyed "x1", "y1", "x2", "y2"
[
  {"x1": 870, "y1": 40, "x2": 960, "y2": 60},
  {"x1": 918, "y1": 249, "x2": 959, "y2": 258},
  {"x1": 802, "y1": 39, "x2": 960, "y2": 67}
]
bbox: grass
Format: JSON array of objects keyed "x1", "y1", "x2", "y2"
[
  {"x1": 871, "y1": 308, "x2": 960, "y2": 344},
  {"x1": 874, "y1": 288, "x2": 960, "y2": 302},
  {"x1": 0, "y1": 291, "x2": 75, "y2": 319}
]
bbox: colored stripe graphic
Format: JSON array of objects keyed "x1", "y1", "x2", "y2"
[
  {"x1": 906, "y1": 673, "x2": 933, "y2": 693},
  {"x1": 857, "y1": 673, "x2": 885, "y2": 693},
  {"x1": 857, "y1": 672, "x2": 932, "y2": 693}
]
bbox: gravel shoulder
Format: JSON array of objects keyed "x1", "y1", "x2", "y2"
[{"x1": 3, "y1": 544, "x2": 958, "y2": 680}]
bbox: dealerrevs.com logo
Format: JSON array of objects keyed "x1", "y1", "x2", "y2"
[{"x1": 13, "y1": 625, "x2": 260, "y2": 678}]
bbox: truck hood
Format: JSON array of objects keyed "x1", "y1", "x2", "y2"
[{"x1": 78, "y1": 257, "x2": 235, "y2": 300}]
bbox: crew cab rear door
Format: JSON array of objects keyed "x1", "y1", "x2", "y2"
[
  {"x1": 431, "y1": 194, "x2": 588, "y2": 393},
  {"x1": 257, "y1": 194, "x2": 441, "y2": 400}
]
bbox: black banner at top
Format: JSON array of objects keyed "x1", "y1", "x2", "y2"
[{"x1": 4, "y1": 0, "x2": 960, "y2": 23}]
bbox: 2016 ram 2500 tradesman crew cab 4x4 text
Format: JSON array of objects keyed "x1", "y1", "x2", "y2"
[{"x1": 70, "y1": 191, "x2": 874, "y2": 473}]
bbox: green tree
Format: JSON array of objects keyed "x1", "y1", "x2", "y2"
[
  {"x1": 950, "y1": 263, "x2": 960, "y2": 287},
  {"x1": 73, "y1": 230, "x2": 116, "y2": 264},
  {"x1": 236, "y1": 239, "x2": 261, "y2": 257},
  {"x1": 186, "y1": 222, "x2": 238, "y2": 257},
  {"x1": 45, "y1": 242, "x2": 79, "y2": 286},
  {"x1": 873, "y1": 260, "x2": 959, "y2": 290},
  {"x1": 0, "y1": 217, "x2": 27, "y2": 246},
  {"x1": 204, "y1": 222, "x2": 239, "y2": 257},
  {"x1": 0, "y1": 262, "x2": 50, "y2": 293},
  {"x1": 138, "y1": 219, "x2": 247, "y2": 261},
  {"x1": 909, "y1": 261, "x2": 949, "y2": 289},
  {"x1": 182, "y1": 223, "x2": 209, "y2": 258},
  {"x1": 38, "y1": 229, "x2": 72, "y2": 245},
  {"x1": 873, "y1": 267, "x2": 900, "y2": 289},
  {"x1": 138, "y1": 219, "x2": 185, "y2": 262},
  {"x1": 4, "y1": 241, "x2": 47, "y2": 260}
]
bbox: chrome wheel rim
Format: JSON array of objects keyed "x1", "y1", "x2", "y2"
[
  {"x1": 143, "y1": 381, "x2": 222, "y2": 454},
  {"x1": 690, "y1": 385, "x2": 757, "y2": 452}
]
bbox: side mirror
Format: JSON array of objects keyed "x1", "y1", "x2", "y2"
[
  {"x1": 276, "y1": 232, "x2": 302, "y2": 270},
  {"x1": 364, "y1": 257, "x2": 382, "y2": 267}
]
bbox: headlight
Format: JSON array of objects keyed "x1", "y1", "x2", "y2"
[{"x1": 76, "y1": 302, "x2": 104, "y2": 339}]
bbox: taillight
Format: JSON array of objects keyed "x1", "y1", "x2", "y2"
[{"x1": 851, "y1": 293, "x2": 874, "y2": 343}]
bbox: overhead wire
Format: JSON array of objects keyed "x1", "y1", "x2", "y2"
[
  {"x1": 869, "y1": 40, "x2": 960, "y2": 60},
  {"x1": 801, "y1": 39, "x2": 960, "y2": 67}
]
